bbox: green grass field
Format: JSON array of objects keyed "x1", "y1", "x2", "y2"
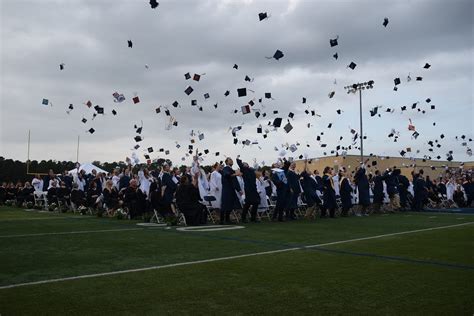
[{"x1": 0, "y1": 206, "x2": 473, "y2": 315}]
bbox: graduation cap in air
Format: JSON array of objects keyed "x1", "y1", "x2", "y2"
[
  {"x1": 440, "y1": 134, "x2": 445, "y2": 139},
  {"x1": 288, "y1": 112, "x2": 294, "y2": 119},
  {"x1": 257, "y1": 126, "x2": 263, "y2": 133},
  {"x1": 302, "y1": 97, "x2": 306, "y2": 104},
  {"x1": 255, "y1": 111, "x2": 261, "y2": 118},
  {"x1": 416, "y1": 77, "x2": 423, "y2": 81},
  {"x1": 112, "y1": 110, "x2": 117, "y2": 115},
  {"x1": 348, "y1": 62, "x2": 357, "y2": 70},
  {"x1": 237, "y1": 88, "x2": 247, "y2": 97},
  {"x1": 113, "y1": 92, "x2": 125, "y2": 103},
  {"x1": 423, "y1": 63, "x2": 431, "y2": 69},
  {"x1": 273, "y1": 118, "x2": 283, "y2": 128},
  {"x1": 284, "y1": 122, "x2": 293, "y2": 133},
  {"x1": 144, "y1": 154, "x2": 150, "y2": 160},
  {"x1": 133, "y1": 96, "x2": 140, "y2": 104},
  {"x1": 383, "y1": 17, "x2": 389, "y2": 27},
  {"x1": 426, "y1": 98, "x2": 431, "y2": 103},
  {"x1": 311, "y1": 110, "x2": 316, "y2": 116},
  {"x1": 88, "y1": 128, "x2": 95, "y2": 134},
  {"x1": 134, "y1": 136, "x2": 142, "y2": 142},
  {"x1": 329, "y1": 36, "x2": 339, "y2": 47},
  {"x1": 266, "y1": 49, "x2": 284, "y2": 60},
  {"x1": 328, "y1": 91, "x2": 335, "y2": 98},
  {"x1": 68, "y1": 104, "x2": 74, "y2": 110},
  {"x1": 412, "y1": 102, "x2": 418, "y2": 109},
  {"x1": 394, "y1": 78, "x2": 401, "y2": 86},
  {"x1": 241, "y1": 105, "x2": 251, "y2": 114},
  {"x1": 85, "y1": 100, "x2": 92, "y2": 108},
  {"x1": 184, "y1": 86, "x2": 194, "y2": 95},
  {"x1": 213, "y1": 103, "x2": 218, "y2": 109},
  {"x1": 233, "y1": 64, "x2": 238, "y2": 69},
  {"x1": 155, "y1": 107, "x2": 161, "y2": 114},
  {"x1": 42, "y1": 98, "x2": 49, "y2": 106},
  {"x1": 336, "y1": 109, "x2": 342, "y2": 115},
  {"x1": 333, "y1": 53, "x2": 338, "y2": 60},
  {"x1": 204, "y1": 93, "x2": 210, "y2": 99},
  {"x1": 265, "y1": 92, "x2": 272, "y2": 99},
  {"x1": 258, "y1": 12, "x2": 268, "y2": 21},
  {"x1": 184, "y1": 72, "x2": 191, "y2": 80},
  {"x1": 327, "y1": 123, "x2": 332, "y2": 128},
  {"x1": 191, "y1": 100, "x2": 197, "y2": 106},
  {"x1": 147, "y1": 147, "x2": 154, "y2": 153},
  {"x1": 244, "y1": 75, "x2": 253, "y2": 82},
  {"x1": 172, "y1": 101, "x2": 179, "y2": 108},
  {"x1": 59, "y1": 63, "x2": 65, "y2": 70},
  {"x1": 150, "y1": 0, "x2": 159, "y2": 9},
  {"x1": 273, "y1": 110, "x2": 279, "y2": 114},
  {"x1": 233, "y1": 138, "x2": 238, "y2": 144},
  {"x1": 193, "y1": 74, "x2": 201, "y2": 81},
  {"x1": 135, "y1": 126, "x2": 143, "y2": 134},
  {"x1": 164, "y1": 109, "x2": 170, "y2": 116},
  {"x1": 133, "y1": 145, "x2": 140, "y2": 150},
  {"x1": 400, "y1": 150, "x2": 406, "y2": 157},
  {"x1": 401, "y1": 106, "x2": 407, "y2": 111},
  {"x1": 128, "y1": 40, "x2": 133, "y2": 48},
  {"x1": 224, "y1": 90, "x2": 230, "y2": 97},
  {"x1": 430, "y1": 105, "x2": 435, "y2": 110},
  {"x1": 81, "y1": 118, "x2": 87, "y2": 124},
  {"x1": 94, "y1": 105, "x2": 104, "y2": 114}
]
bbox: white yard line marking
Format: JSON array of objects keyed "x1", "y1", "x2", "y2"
[
  {"x1": 176, "y1": 225, "x2": 245, "y2": 232},
  {"x1": 0, "y1": 217, "x2": 65, "y2": 222},
  {"x1": 0, "y1": 221, "x2": 472, "y2": 290},
  {"x1": 429, "y1": 216, "x2": 437, "y2": 219},
  {"x1": 0, "y1": 228, "x2": 143, "y2": 238}
]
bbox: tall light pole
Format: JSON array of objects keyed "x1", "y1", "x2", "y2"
[{"x1": 344, "y1": 80, "x2": 375, "y2": 163}]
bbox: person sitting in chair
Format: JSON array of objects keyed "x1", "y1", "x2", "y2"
[
  {"x1": 175, "y1": 173, "x2": 207, "y2": 226},
  {"x1": 103, "y1": 180, "x2": 121, "y2": 216},
  {"x1": 70, "y1": 183, "x2": 86, "y2": 209},
  {"x1": 122, "y1": 179, "x2": 146, "y2": 219}
]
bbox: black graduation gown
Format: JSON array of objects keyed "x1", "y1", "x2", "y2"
[
  {"x1": 221, "y1": 166, "x2": 241, "y2": 212},
  {"x1": 372, "y1": 175, "x2": 384, "y2": 204},
  {"x1": 354, "y1": 168, "x2": 370, "y2": 206},
  {"x1": 161, "y1": 172, "x2": 177, "y2": 205},
  {"x1": 301, "y1": 171, "x2": 320, "y2": 207},
  {"x1": 322, "y1": 174, "x2": 337, "y2": 209},
  {"x1": 339, "y1": 177, "x2": 352, "y2": 209},
  {"x1": 286, "y1": 170, "x2": 301, "y2": 209},
  {"x1": 236, "y1": 159, "x2": 259, "y2": 204}
]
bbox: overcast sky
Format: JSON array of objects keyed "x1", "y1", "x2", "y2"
[{"x1": 1, "y1": 0, "x2": 473, "y2": 166}]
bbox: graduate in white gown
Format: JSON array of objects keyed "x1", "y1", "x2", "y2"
[
  {"x1": 190, "y1": 154, "x2": 210, "y2": 201},
  {"x1": 209, "y1": 163, "x2": 222, "y2": 209},
  {"x1": 446, "y1": 178, "x2": 456, "y2": 201},
  {"x1": 256, "y1": 170, "x2": 269, "y2": 211}
]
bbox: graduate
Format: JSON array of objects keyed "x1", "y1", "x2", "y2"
[
  {"x1": 220, "y1": 158, "x2": 242, "y2": 224},
  {"x1": 236, "y1": 157, "x2": 260, "y2": 222},
  {"x1": 209, "y1": 163, "x2": 222, "y2": 210},
  {"x1": 338, "y1": 168, "x2": 352, "y2": 216},
  {"x1": 271, "y1": 162, "x2": 288, "y2": 221},
  {"x1": 256, "y1": 169, "x2": 269, "y2": 213},
  {"x1": 354, "y1": 164, "x2": 370, "y2": 216},
  {"x1": 372, "y1": 170, "x2": 385, "y2": 213},
  {"x1": 321, "y1": 166, "x2": 337, "y2": 218},
  {"x1": 285, "y1": 161, "x2": 301, "y2": 220},
  {"x1": 175, "y1": 172, "x2": 207, "y2": 226},
  {"x1": 300, "y1": 159, "x2": 321, "y2": 219},
  {"x1": 160, "y1": 164, "x2": 177, "y2": 217}
]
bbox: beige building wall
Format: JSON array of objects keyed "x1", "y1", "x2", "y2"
[{"x1": 294, "y1": 155, "x2": 474, "y2": 180}]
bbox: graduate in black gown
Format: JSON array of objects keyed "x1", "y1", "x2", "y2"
[
  {"x1": 103, "y1": 180, "x2": 121, "y2": 215},
  {"x1": 338, "y1": 169, "x2": 352, "y2": 216},
  {"x1": 16, "y1": 182, "x2": 34, "y2": 207},
  {"x1": 412, "y1": 170, "x2": 428, "y2": 211},
  {"x1": 161, "y1": 164, "x2": 177, "y2": 217},
  {"x1": 354, "y1": 165, "x2": 370, "y2": 216},
  {"x1": 371, "y1": 170, "x2": 384, "y2": 212},
  {"x1": 236, "y1": 157, "x2": 260, "y2": 222},
  {"x1": 122, "y1": 179, "x2": 146, "y2": 219},
  {"x1": 322, "y1": 167, "x2": 337, "y2": 218},
  {"x1": 220, "y1": 158, "x2": 242, "y2": 224},
  {"x1": 175, "y1": 173, "x2": 207, "y2": 225},
  {"x1": 300, "y1": 160, "x2": 321, "y2": 219},
  {"x1": 271, "y1": 162, "x2": 288, "y2": 221},
  {"x1": 398, "y1": 173, "x2": 410, "y2": 211},
  {"x1": 286, "y1": 161, "x2": 301, "y2": 220}
]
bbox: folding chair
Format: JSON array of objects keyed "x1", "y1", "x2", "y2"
[
  {"x1": 202, "y1": 195, "x2": 219, "y2": 224},
  {"x1": 34, "y1": 191, "x2": 48, "y2": 209}
]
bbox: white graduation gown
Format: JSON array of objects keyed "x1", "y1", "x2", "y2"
[
  {"x1": 256, "y1": 177, "x2": 269, "y2": 211},
  {"x1": 209, "y1": 170, "x2": 222, "y2": 209}
]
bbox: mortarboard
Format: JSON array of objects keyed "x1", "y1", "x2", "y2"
[
  {"x1": 328, "y1": 91, "x2": 335, "y2": 98},
  {"x1": 273, "y1": 118, "x2": 282, "y2": 127},
  {"x1": 316, "y1": 136, "x2": 321, "y2": 141},
  {"x1": 329, "y1": 36, "x2": 338, "y2": 47},
  {"x1": 401, "y1": 106, "x2": 407, "y2": 111},
  {"x1": 241, "y1": 105, "x2": 251, "y2": 114},
  {"x1": 321, "y1": 144, "x2": 327, "y2": 148},
  {"x1": 430, "y1": 105, "x2": 435, "y2": 110},
  {"x1": 412, "y1": 102, "x2": 417, "y2": 109},
  {"x1": 233, "y1": 138, "x2": 238, "y2": 144},
  {"x1": 96, "y1": 107, "x2": 104, "y2": 114},
  {"x1": 150, "y1": 0, "x2": 159, "y2": 9},
  {"x1": 193, "y1": 74, "x2": 201, "y2": 81},
  {"x1": 68, "y1": 104, "x2": 74, "y2": 110},
  {"x1": 394, "y1": 78, "x2": 401, "y2": 85},
  {"x1": 81, "y1": 118, "x2": 87, "y2": 124},
  {"x1": 191, "y1": 100, "x2": 197, "y2": 106},
  {"x1": 224, "y1": 90, "x2": 230, "y2": 97},
  {"x1": 426, "y1": 98, "x2": 431, "y2": 103},
  {"x1": 311, "y1": 110, "x2": 316, "y2": 116},
  {"x1": 258, "y1": 12, "x2": 268, "y2": 21},
  {"x1": 172, "y1": 101, "x2": 179, "y2": 107},
  {"x1": 233, "y1": 64, "x2": 238, "y2": 69},
  {"x1": 265, "y1": 92, "x2": 272, "y2": 99},
  {"x1": 112, "y1": 109, "x2": 117, "y2": 115},
  {"x1": 136, "y1": 127, "x2": 142, "y2": 134},
  {"x1": 370, "y1": 107, "x2": 378, "y2": 117},
  {"x1": 165, "y1": 109, "x2": 170, "y2": 116},
  {"x1": 424, "y1": 63, "x2": 431, "y2": 69},
  {"x1": 133, "y1": 96, "x2": 140, "y2": 104},
  {"x1": 237, "y1": 88, "x2": 247, "y2": 97},
  {"x1": 302, "y1": 97, "x2": 306, "y2": 104},
  {"x1": 173, "y1": 121, "x2": 178, "y2": 126},
  {"x1": 416, "y1": 77, "x2": 423, "y2": 81},
  {"x1": 204, "y1": 93, "x2": 210, "y2": 99},
  {"x1": 134, "y1": 145, "x2": 140, "y2": 150},
  {"x1": 244, "y1": 75, "x2": 252, "y2": 82},
  {"x1": 155, "y1": 107, "x2": 161, "y2": 114},
  {"x1": 400, "y1": 150, "x2": 406, "y2": 157},
  {"x1": 88, "y1": 128, "x2": 95, "y2": 134},
  {"x1": 214, "y1": 103, "x2": 218, "y2": 109},
  {"x1": 284, "y1": 122, "x2": 293, "y2": 133},
  {"x1": 184, "y1": 72, "x2": 191, "y2": 80},
  {"x1": 257, "y1": 126, "x2": 262, "y2": 133},
  {"x1": 148, "y1": 147, "x2": 153, "y2": 153},
  {"x1": 383, "y1": 17, "x2": 389, "y2": 27},
  {"x1": 440, "y1": 134, "x2": 445, "y2": 139},
  {"x1": 266, "y1": 49, "x2": 284, "y2": 60},
  {"x1": 165, "y1": 150, "x2": 170, "y2": 155},
  {"x1": 42, "y1": 98, "x2": 49, "y2": 106},
  {"x1": 333, "y1": 53, "x2": 338, "y2": 60},
  {"x1": 144, "y1": 154, "x2": 150, "y2": 160},
  {"x1": 184, "y1": 86, "x2": 194, "y2": 95},
  {"x1": 85, "y1": 100, "x2": 92, "y2": 108},
  {"x1": 134, "y1": 136, "x2": 142, "y2": 142},
  {"x1": 204, "y1": 149, "x2": 209, "y2": 154},
  {"x1": 288, "y1": 112, "x2": 294, "y2": 118},
  {"x1": 348, "y1": 62, "x2": 357, "y2": 70},
  {"x1": 59, "y1": 63, "x2": 65, "y2": 70},
  {"x1": 327, "y1": 123, "x2": 332, "y2": 128},
  {"x1": 128, "y1": 40, "x2": 133, "y2": 48},
  {"x1": 336, "y1": 109, "x2": 342, "y2": 114}
]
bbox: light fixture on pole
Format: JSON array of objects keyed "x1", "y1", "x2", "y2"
[{"x1": 344, "y1": 80, "x2": 375, "y2": 163}]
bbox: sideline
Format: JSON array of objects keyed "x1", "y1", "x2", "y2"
[{"x1": 0, "y1": 221, "x2": 472, "y2": 290}]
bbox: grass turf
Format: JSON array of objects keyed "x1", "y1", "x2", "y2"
[{"x1": 0, "y1": 206, "x2": 472, "y2": 315}]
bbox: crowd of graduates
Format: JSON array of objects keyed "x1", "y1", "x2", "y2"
[{"x1": 1, "y1": 157, "x2": 473, "y2": 225}]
